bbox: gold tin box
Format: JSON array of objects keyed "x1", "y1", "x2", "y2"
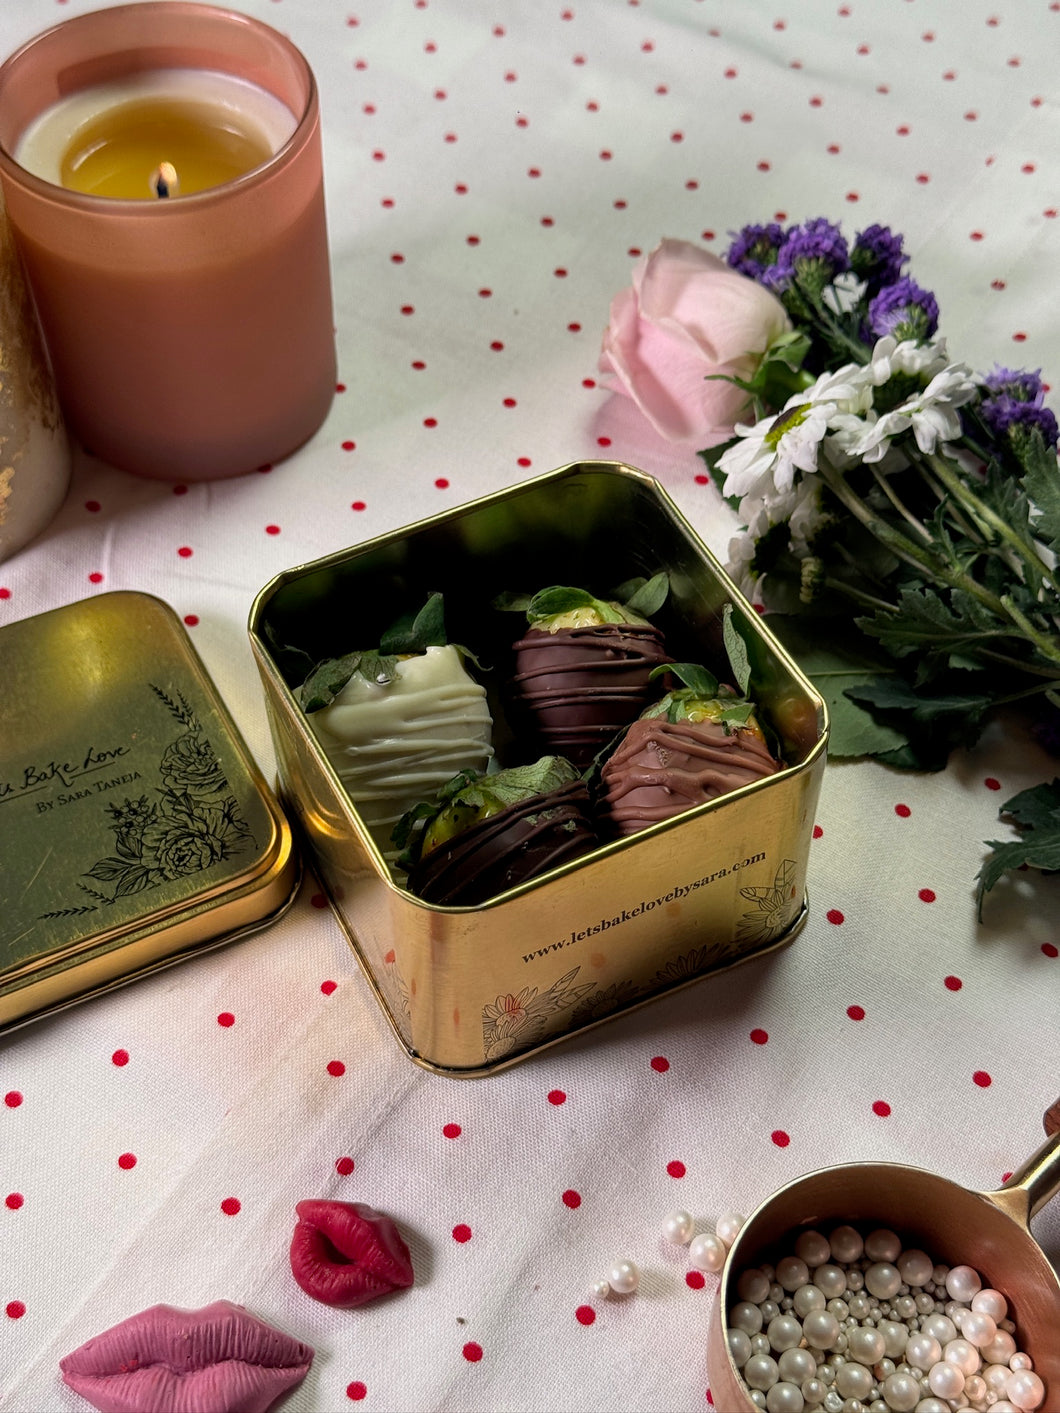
[
  {"x1": 1, "y1": 591, "x2": 299, "y2": 1031},
  {"x1": 249, "y1": 462, "x2": 827, "y2": 1077}
]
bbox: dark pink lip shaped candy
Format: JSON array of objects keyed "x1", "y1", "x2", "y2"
[
  {"x1": 289, "y1": 1199, "x2": 414, "y2": 1308},
  {"x1": 59, "y1": 1300, "x2": 313, "y2": 1413}
]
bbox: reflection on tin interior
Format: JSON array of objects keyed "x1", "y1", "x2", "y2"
[{"x1": 295, "y1": 579, "x2": 783, "y2": 906}]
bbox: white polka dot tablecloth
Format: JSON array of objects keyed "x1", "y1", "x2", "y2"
[{"x1": 2, "y1": 2, "x2": 1059, "y2": 1411}]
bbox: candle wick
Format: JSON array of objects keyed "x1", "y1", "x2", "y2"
[{"x1": 152, "y1": 162, "x2": 179, "y2": 199}]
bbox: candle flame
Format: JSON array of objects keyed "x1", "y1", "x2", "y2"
[{"x1": 151, "y1": 162, "x2": 179, "y2": 199}]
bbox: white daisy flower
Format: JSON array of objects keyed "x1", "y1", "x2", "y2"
[
  {"x1": 852, "y1": 360, "x2": 979, "y2": 462},
  {"x1": 864, "y1": 334, "x2": 951, "y2": 386}
]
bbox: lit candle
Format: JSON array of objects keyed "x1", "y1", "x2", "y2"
[{"x1": 0, "y1": 5, "x2": 336, "y2": 482}]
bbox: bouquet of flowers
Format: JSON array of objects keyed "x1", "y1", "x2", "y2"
[{"x1": 598, "y1": 220, "x2": 1060, "y2": 909}]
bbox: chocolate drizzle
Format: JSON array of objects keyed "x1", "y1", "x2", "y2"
[
  {"x1": 509, "y1": 624, "x2": 670, "y2": 768},
  {"x1": 407, "y1": 780, "x2": 599, "y2": 905},
  {"x1": 602, "y1": 717, "x2": 781, "y2": 836}
]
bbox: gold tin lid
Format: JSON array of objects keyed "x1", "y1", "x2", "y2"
[{"x1": 1, "y1": 591, "x2": 299, "y2": 1032}]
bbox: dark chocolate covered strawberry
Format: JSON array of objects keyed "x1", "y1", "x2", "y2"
[
  {"x1": 600, "y1": 663, "x2": 782, "y2": 836},
  {"x1": 503, "y1": 578, "x2": 670, "y2": 769},
  {"x1": 396, "y1": 757, "x2": 599, "y2": 905}
]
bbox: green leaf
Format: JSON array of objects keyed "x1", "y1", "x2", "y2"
[
  {"x1": 722, "y1": 605, "x2": 752, "y2": 695},
  {"x1": 652, "y1": 662, "x2": 721, "y2": 698},
  {"x1": 379, "y1": 591, "x2": 447, "y2": 654},
  {"x1": 855, "y1": 586, "x2": 1003, "y2": 662},
  {"x1": 526, "y1": 586, "x2": 615, "y2": 623},
  {"x1": 998, "y1": 779, "x2": 1060, "y2": 834},
  {"x1": 1023, "y1": 436, "x2": 1060, "y2": 555},
  {"x1": 845, "y1": 677, "x2": 995, "y2": 724},
  {"x1": 976, "y1": 830, "x2": 1060, "y2": 913},
  {"x1": 622, "y1": 571, "x2": 669, "y2": 618},
  {"x1": 298, "y1": 650, "x2": 400, "y2": 712}
]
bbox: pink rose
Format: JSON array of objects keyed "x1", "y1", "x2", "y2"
[{"x1": 598, "y1": 238, "x2": 791, "y2": 446}]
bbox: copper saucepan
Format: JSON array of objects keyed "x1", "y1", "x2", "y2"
[{"x1": 706, "y1": 1104, "x2": 1060, "y2": 1410}]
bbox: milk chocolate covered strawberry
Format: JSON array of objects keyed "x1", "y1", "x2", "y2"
[
  {"x1": 503, "y1": 577, "x2": 670, "y2": 769},
  {"x1": 396, "y1": 757, "x2": 599, "y2": 905},
  {"x1": 299, "y1": 594, "x2": 493, "y2": 867},
  {"x1": 601, "y1": 663, "x2": 781, "y2": 836}
]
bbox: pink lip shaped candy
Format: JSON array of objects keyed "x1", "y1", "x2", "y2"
[
  {"x1": 289, "y1": 1199, "x2": 415, "y2": 1308},
  {"x1": 59, "y1": 1300, "x2": 313, "y2": 1413}
]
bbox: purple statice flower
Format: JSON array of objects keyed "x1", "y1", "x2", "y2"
[
  {"x1": 981, "y1": 396, "x2": 1059, "y2": 450},
  {"x1": 850, "y1": 224, "x2": 908, "y2": 295},
  {"x1": 765, "y1": 217, "x2": 850, "y2": 292},
  {"x1": 981, "y1": 365, "x2": 1048, "y2": 404},
  {"x1": 867, "y1": 277, "x2": 939, "y2": 341},
  {"x1": 726, "y1": 222, "x2": 788, "y2": 280}
]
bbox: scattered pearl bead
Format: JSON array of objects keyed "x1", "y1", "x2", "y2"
[
  {"x1": 779, "y1": 1348, "x2": 817, "y2": 1385},
  {"x1": 835, "y1": 1361, "x2": 874, "y2": 1401},
  {"x1": 688, "y1": 1231, "x2": 727, "y2": 1273},
  {"x1": 972, "y1": 1288, "x2": 1008, "y2": 1321},
  {"x1": 1009, "y1": 1352, "x2": 1034, "y2": 1372},
  {"x1": 927, "y1": 1360, "x2": 965, "y2": 1400},
  {"x1": 591, "y1": 1278, "x2": 611, "y2": 1299},
  {"x1": 766, "y1": 1381, "x2": 806, "y2": 1413},
  {"x1": 794, "y1": 1285, "x2": 827, "y2": 1317},
  {"x1": 829, "y1": 1226, "x2": 865, "y2": 1263},
  {"x1": 896, "y1": 1249, "x2": 933, "y2": 1287},
  {"x1": 945, "y1": 1264, "x2": 982, "y2": 1303},
  {"x1": 942, "y1": 1337, "x2": 980, "y2": 1377},
  {"x1": 864, "y1": 1229, "x2": 902, "y2": 1263},
  {"x1": 745, "y1": 1353, "x2": 781, "y2": 1392},
  {"x1": 816, "y1": 1264, "x2": 849, "y2": 1299},
  {"x1": 795, "y1": 1230, "x2": 833, "y2": 1268},
  {"x1": 903, "y1": 1333, "x2": 942, "y2": 1371},
  {"x1": 1007, "y1": 1369, "x2": 1045, "y2": 1410},
  {"x1": 958, "y1": 1308, "x2": 997, "y2": 1348},
  {"x1": 866, "y1": 1263, "x2": 902, "y2": 1300},
  {"x1": 767, "y1": 1314, "x2": 804, "y2": 1353},
  {"x1": 777, "y1": 1255, "x2": 811, "y2": 1291},
  {"x1": 803, "y1": 1310, "x2": 841, "y2": 1350},
  {"x1": 661, "y1": 1208, "x2": 695, "y2": 1245},
  {"x1": 751, "y1": 1334, "x2": 773, "y2": 1355},
  {"x1": 801, "y1": 1378, "x2": 827, "y2": 1407},
  {"x1": 847, "y1": 1326, "x2": 886, "y2": 1365},
  {"x1": 606, "y1": 1259, "x2": 639, "y2": 1295},
  {"x1": 881, "y1": 1370, "x2": 920, "y2": 1411},
  {"x1": 716, "y1": 1211, "x2": 746, "y2": 1247}
]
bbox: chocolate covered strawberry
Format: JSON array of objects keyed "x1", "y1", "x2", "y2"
[
  {"x1": 299, "y1": 593, "x2": 493, "y2": 867},
  {"x1": 396, "y1": 756, "x2": 599, "y2": 905},
  {"x1": 600, "y1": 663, "x2": 781, "y2": 836},
  {"x1": 503, "y1": 577, "x2": 670, "y2": 769}
]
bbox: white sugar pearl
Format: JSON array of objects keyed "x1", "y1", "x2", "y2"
[
  {"x1": 777, "y1": 1255, "x2": 811, "y2": 1291},
  {"x1": 752, "y1": 1334, "x2": 772, "y2": 1355},
  {"x1": 964, "y1": 1374, "x2": 987, "y2": 1403},
  {"x1": 822, "y1": 1393, "x2": 843, "y2": 1413},
  {"x1": 879, "y1": 1319, "x2": 911, "y2": 1359},
  {"x1": 689, "y1": 1231, "x2": 727, "y2": 1273},
  {"x1": 607, "y1": 1259, "x2": 639, "y2": 1294},
  {"x1": 727, "y1": 1328, "x2": 752, "y2": 1368},
  {"x1": 795, "y1": 1230, "x2": 833, "y2": 1267},
  {"x1": 835, "y1": 1361, "x2": 874, "y2": 1401},
  {"x1": 912, "y1": 1401, "x2": 949, "y2": 1413},
  {"x1": 1006, "y1": 1370, "x2": 1046, "y2": 1410},
  {"x1": 662, "y1": 1208, "x2": 695, "y2": 1245},
  {"x1": 881, "y1": 1371, "x2": 921, "y2": 1411},
  {"x1": 981, "y1": 1329, "x2": 1017, "y2": 1364},
  {"x1": 716, "y1": 1211, "x2": 746, "y2": 1247},
  {"x1": 1009, "y1": 1353, "x2": 1033, "y2": 1372},
  {"x1": 802, "y1": 1380, "x2": 827, "y2": 1407},
  {"x1": 779, "y1": 1349, "x2": 818, "y2": 1385},
  {"x1": 767, "y1": 1315, "x2": 804, "y2": 1353},
  {"x1": 803, "y1": 1309, "x2": 842, "y2": 1350},
  {"x1": 739, "y1": 1268, "x2": 772, "y2": 1303},
  {"x1": 732, "y1": 1301, "x2": 765, "y2": 1335},
  {"x1": 865, "y1": 1263, "x2": 902, "y2": 1299},
  {"x1": 945, "y1": 1264, "x2": 982, "y2": 1303},
  {"x1": 897, "y1": 1249, "x2": 934, "y2": 1287},
  {"x1": 990, "y1": 1404, "x2": 1021, "y2": 1413},
  {"x1": 942, "y1": 1338, "x2": 980, "y2": 1377},
  {"x1": 904, "y1": 1334, "x2": 942, "y2": 1371},
  {"x1": 865, "y1": 1229, "x2": 902, "y2": 1263},
  {"x1": 957, "y1": 1308, "x2": 997, "y2": 1347},
  {"x1": 746, "y1": 1353, "x2": 781, "y2": 1391},
  {"x1": 927, "y1": 1361, "x2": 965, "y2": 1400},
  {"x1": 815, "y1": 1264, "x2": 849, "y2": 1298},
  {"x1": 591, "y1": 1279, "x2": 611, "y2": 1299},
  {"x1": 920, "y1": 1314, "x2": 957, "y2": 1346},
  {"x1": 847, "y1": 1327, "x2": 886, "y2": 1365},
  {"x1": 766, "y1": 1381, "x2": 806, "y2": 1413},
  {"x1": 985, "y1": 1363, "x2": 1014, "y2": 1393},
  {"x1": 972, "y1": 1288, "x2": 1008, "y2": 1321},
  {"x1": 829, "y1": 1226, "x2": 865, "y2": 1263},
  {"x1": 794, "y1": 1284, "x2": 827, "y2": 1317}
]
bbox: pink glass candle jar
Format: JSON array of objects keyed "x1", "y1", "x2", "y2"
[{"x1": 0, "y1": 3, "x2": 336, "y2": 481}]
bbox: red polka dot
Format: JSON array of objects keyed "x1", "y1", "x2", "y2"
[
  {"x1": 5, "y1": 1193, "x2": 24, "y2": 1210},
  {"x1": 918, "y1": 888, "x2": 936, "y2": 903},
  {"x1": 973, "y1": 1070, "x2": 992, "y2": 1088},
  {"x1": 6, "y1": 1301, "x2": 26, "y2": 1319},
  {"x1": 424, "y1": 417, "x2": 438, "y2": 429},
  {"x1": 597, "y1": 436, "x2": 611, "y2": 447},
  {"x1": 434, "y1": 476, "x2": 449, "y2": 488},
  {"x1": 812, "y1": 824, "x2": 823, "y2": 839},
  {"x1": 895, "y1": 803, "x2": 911, "y2": 817},
  {"x1": 327, "y1": 1060, "x2": 346, "y2": 1077},
  {"x1": 85, "y1": 499, "x2": 101, "y2": 513},
  {"x1": 694, "y1": 473, "x2": 709, "y2": 486},
  {"x1": 321, "y1": 980, "x2": 338, "y2": 995},
  {"x1": 346, "y1": 1384, "x2": 367, "y2": 1402},
  {"x1": 872, "y1": 1100, "x2": 891, "y2": 1117},
  {"x1": 847, "y1": 1005, "x2": 865, "y2": 1021},
  {"x1": 443, "y1": 1123, "x2": 462, "y2": 1139},
  {"x1": 686, "y1": 1271, "x2": 706, "y2": 1289},
  {"x1": 117, "y1": 1152, "x2": 137, "y2": 1170},
  {"x1": 111, "y1": 1049, "x2": 130, "y2": 1067},
  {"x1": 462, "y1": 1341, "x2": 483, "y2": 1362},
  {"x1": 772, "y1": 1130, "x2": 790, "y2": 1148},
  {"x1": 985, "y1": 777, "x2": 1001, "y2": 791},
  {"x1": 750, "y1": 1028, "x2": 768, "y2": 1045},
  {"x1": 666, "y1": 1160, "x2": 686, "y2": 1179},
  {"x1": 944, "y1": 975, "x2": 963, "y2": 991},
  {"x1": 452, "y1": 1223, "x2": 472, "y2": 1243},
  {"x1": 183, "y1": 615, "x2": 199, "y2": 627},
  {"x1": 221, "y1": 1197, "x2": 241, "y2": 1215},
  {"x1": 89, "y1": 571, "x2": 104, "y2": 583},
  {"x1": 335, "y1": 1156, "x2": 355, "y2": 1175},
  {"x1": 4, "y1": 1092, "x2": 22, "y2": 1108},
  {"x1": 547, "y1": 1089, "x2": 566, "y2": 1105},
  {"x1": 562, "y1": 1189, "x2": 581, "y2": 1209},
  {"x1": 1042, "y1": 943, "x2": 1058, "y2": 958},
  {"x1": 217, "y1": 1012, "x2": 235, "y2": 1027},
  {"x1": 177, "y1": 546, "x2": 193, "y2": 558},
  {"x1": 574, "y1": 1306, "x2": 595, "y2": 1326},
  {"x1": 351, "y1": 500, "x2": 366, "y2": 512},
  {"x1": 342, "y1": 440, "x2": 357, "y2": 452},
  {"x1": 0, "y1": 587, "x2": 10, "y2": 599},
  {"x1": 650, "y1": 1055, "x2": 670, "y2": 1072},
  {"x1": 173, "y1": 483, "x2": 188, "y2": 495},
  {"x1": 264, "y1": 524, "x2": 280, "y2": 536},
  {"x1": 826, "y1": 909, "x2": 845, "y2": 925}
]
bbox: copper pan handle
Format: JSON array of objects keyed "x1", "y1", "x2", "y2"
[{"x1": 983, "y1": 1099, "x2": 1060, "y2": 1228}]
